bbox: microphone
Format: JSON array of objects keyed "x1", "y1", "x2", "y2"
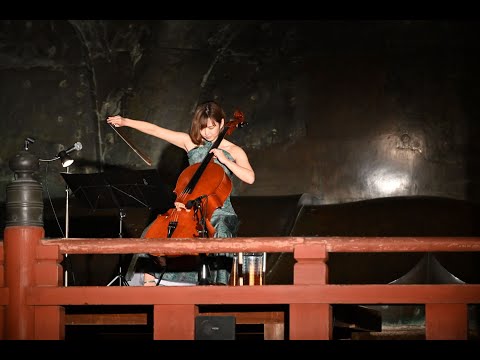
[
  {"x1": 59, "y1": 142, "x2": 83, "y2": 156},
  {"x1": 39, "y1": 141, "x2": 83, "y2": 165},
  {"x1": 186, "y1": 195, "x2": 207, "y2": 209}
]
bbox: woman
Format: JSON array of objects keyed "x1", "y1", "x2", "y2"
[{"x1": 106, "y1": 100, "x2": 255, "y2": 285}]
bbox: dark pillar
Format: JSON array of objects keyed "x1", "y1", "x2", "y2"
[{"x1": 5, "y1": 149, "x2": 43, "y2": 227}]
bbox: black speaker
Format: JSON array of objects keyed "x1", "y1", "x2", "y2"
[{"x1": 195, "y1": 315, "x2": 236, "y2": 340}]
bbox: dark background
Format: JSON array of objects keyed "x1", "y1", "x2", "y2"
[{"x1": 1, "y1": 20, "x2": 480, "y2": 206}]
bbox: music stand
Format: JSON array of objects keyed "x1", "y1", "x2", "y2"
[{"x1": 61, "y1": 169, "x2": 173, "y2": 286}]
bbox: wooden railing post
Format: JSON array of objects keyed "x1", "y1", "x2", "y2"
[
  {"x1": 0, "y1": 244, "x2": 5, "y2": 339},
  {"x1": 425, "y1": 303, "x2": 468, "y2": 340},
  {"x1": 153, "y1": 304, "x2": 198, "y2": 340},
  {"x1": 4, "y1": 226, "x2": 42, "y2": 339},
  {"x1": 290, "y1": 242, "x2": 332, "y2": 340},
  {"x1": 33, "y1": 243, "x2": 64, "y2": 339}
]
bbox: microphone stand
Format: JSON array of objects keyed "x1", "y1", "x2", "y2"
[
  {"x1": 39, "y1": 143, "x2": 81, "y2": 287},
  {"x1": 64, "y1": 166, "x2": 71, "y2": 287}
]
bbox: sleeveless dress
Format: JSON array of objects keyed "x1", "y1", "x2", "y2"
[{"x1": 138, "y1": 140, "x2": 239, "y2": 285}]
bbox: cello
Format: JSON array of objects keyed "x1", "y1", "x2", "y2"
[{"x1": 143, "y1": 110, "x2": 247, "y2": 243}]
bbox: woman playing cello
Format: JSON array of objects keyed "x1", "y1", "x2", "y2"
[{"x1": 106, "y1": 100, "x2": 255, "y2": 285}]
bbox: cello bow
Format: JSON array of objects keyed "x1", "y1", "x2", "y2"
[{"x1": 108, "y1": 123, "x2": 153, "y2": 166}]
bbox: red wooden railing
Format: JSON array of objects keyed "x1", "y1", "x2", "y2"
[{"x1": 1, "y1": 227, "x2": 480, "y2": 340}]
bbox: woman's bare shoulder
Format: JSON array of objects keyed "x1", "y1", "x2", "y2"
[{"x1": 222, "y1": 140, "x2": 247, "y2": 157}]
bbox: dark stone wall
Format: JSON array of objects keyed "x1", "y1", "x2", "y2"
[{"x1": 1, "y1": 20, "x2": 480, "y2": 225}]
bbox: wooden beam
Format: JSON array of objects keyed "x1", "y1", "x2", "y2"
[
  {"x1": 65, "y1": 313, "x2": 148, "y2": 325},
  {"x1": 28, "y1": 284, "x2": 480, "y2": 306}
]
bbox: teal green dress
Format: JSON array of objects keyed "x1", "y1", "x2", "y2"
[{"x1": 142, "y1": 140, "x2": 239, "y2": 285}]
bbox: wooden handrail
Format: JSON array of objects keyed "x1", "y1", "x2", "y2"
[{"x1": 41, "y1": 236, "x2": 480, "y2": 254}]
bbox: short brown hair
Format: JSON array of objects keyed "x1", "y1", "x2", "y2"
[{"x1": 189, "y1": 101, "x2": 226, "y2": 145}]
